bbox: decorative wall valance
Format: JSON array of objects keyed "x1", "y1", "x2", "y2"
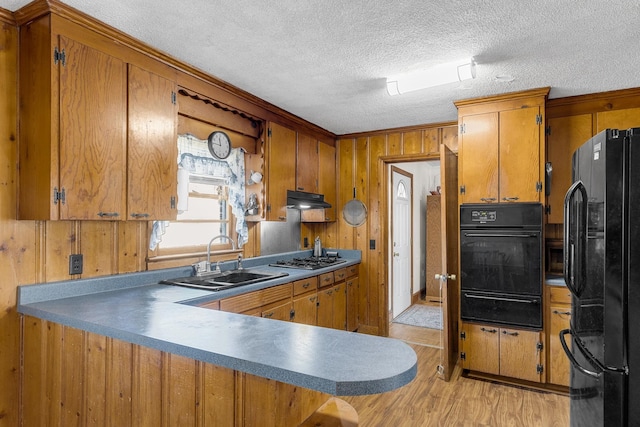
[{"x1": 178, "y1": 88, "x2": 264, "y2": 140}]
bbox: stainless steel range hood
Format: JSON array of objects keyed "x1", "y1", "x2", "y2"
[{"x1": 286, "y1": 190, "x2": 331, "y2": 209}]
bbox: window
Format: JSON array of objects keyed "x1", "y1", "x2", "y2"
[
  {"x1": 397, "y1": 181, "x2": 408, "y2": 200},
  {"x1": 154, "y1": 177, "x2": 236, "y2": 256}
]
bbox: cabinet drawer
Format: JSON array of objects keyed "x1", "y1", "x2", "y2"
[
  {"x1": 294, "y1": 277, "x2": 317, "y2": 296},
  {"x1": 345, "y1": 264, "x2": 358, "y2": 278},
  {"x1": 334, "y1": 268, "x2": 347, "y2": 282},
  {"x1": 549, "y1": 286, "x2": 571, "y2": 304},
  {"x1": 318, "y1": 272, "x2": 335, "y2": 288},
  {"x1": 220, "y1": 283, "x2": 292, "y2": 313}
]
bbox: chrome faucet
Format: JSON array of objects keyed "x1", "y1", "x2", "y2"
[
  {"x1": 192, "y1": 234, "x2": 237, "y2": 276},
  {"x1": 237, "y1": 254, "x2": 243, "y2": 270}
]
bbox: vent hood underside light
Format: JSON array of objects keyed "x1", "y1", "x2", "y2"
[{"x1": 286, "y1": 190, "x2": 331, "y2": 210}]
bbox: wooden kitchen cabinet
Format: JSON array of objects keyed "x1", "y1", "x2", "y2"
[
  {"x1": 545, "y1": 114, "x2": 593, "y2": 223},
  {"x1": 456, "y1": 88, "x2": 549, "y2": 204},
  {"x1": 19, "y1": 15, "x2": 179, "y2": 221},
  {"x1": 19, "y1": 21, "x2": 127, "y2": 220},
  {"x1": 296, "y1": 133, "x2": 318, "y2": 193},
  {"x1": 127, "y1": 64, "x2": 178, "y2": 220},
  {"x1": 346, "y1": 276, "x2": 359, "y2": 331},
  {"x1": 461, "y1": 322, "x2": 544, "y2": 383},
  {"x1": 261, "y1": 300, "x2": 293, "y2": 321},
  {"x1": 318, "y1": 283, "x2": 346, "y2": 330},
  {"x1": 547, "y1": 286, "x2": 572, "y2": 387},
  {"x1": 265, "y1": 122, "x2": 296, "y2": 221},
  {"x1": 301, "y1": 141, "x2": 337, "y2": 222},
  {"x1": 292, "y1": 277, "x2": 318, "y2": 325}
]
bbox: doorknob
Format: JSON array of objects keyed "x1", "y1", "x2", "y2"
[
  {"x1": 435, "y1": 273, "x2": 456, "y2": 281},
  {"x1": 393, "y1": 252, "x2": 400, "y2": 257}
]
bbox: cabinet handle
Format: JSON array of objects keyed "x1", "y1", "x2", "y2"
[
  {"x1": 502, "y1": 196, "x2": 520, "y2": 202},
  {"x1": 97, "y1": 212, "x2": 119, "y2": 218},
  {"x1": 309, "y1": 296, "x2": 317, "y2": 302},
  {"x1": 130, "y1": 213, "x2": 150, "y2": 218},
  {"x1": 303, "y1": 283, "x2": 310, "y2": 289},
  {"x1": 480, "y1": 198, "x2": 497, "y2": 202},
  {"x1": 480, "y1": 327, "x2": 497, "y2": 334},
  {"x1": 263, "y1": 312, "x2": 274, "y2": 318},
  {"x1": 326, "y1": 290, "x2": 333, "y2": 296},
  {"x1": 278, "y1": 216, "x2": 286, "y2": 220},
  {"x1": 323, "y1": 277, "x2": 332, "y2": 283},
  {"x1": 502, "y1": 330, "x2": 519, "y2": 336},
  {"x1": 553, "y1": 310, "x2": 571, "y2": 316},
  {"x1": 335, "y1": 286, "x2": 341, "y2": 292}
]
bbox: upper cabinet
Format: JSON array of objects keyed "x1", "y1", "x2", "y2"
[
  {"x1": 19, "y1": 22, "x2": 127, "y2": 220},
  {"x1": 296, "y1": 133, "x2": 318, "y2": 193},
  {"x1": 455, "y1": 88, "x2": 549, "y2": 204},
  {"x1": 265, "y1": 122, "x2": 296, "y2": 221},
  {"x1": 127, "y1": 64, "x2": 178, "y2": 220},
  {"x1": 545, "y1": 90, "x2": 640, "y2": 224},
  {"x1": 18, "y1": 14, "x2": 178, "y2": 220},
  {"x1": 301, "y1": 141, "x2": 337, "y2": 222}
]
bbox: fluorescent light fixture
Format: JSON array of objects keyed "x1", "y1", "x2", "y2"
[{"x1": 387, "y1": 58, "x2": 476, "y2": 95}]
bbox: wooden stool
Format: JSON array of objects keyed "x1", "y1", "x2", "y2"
[{"x1": 298, "y1": 397, "x2": 359, "y2": 427}]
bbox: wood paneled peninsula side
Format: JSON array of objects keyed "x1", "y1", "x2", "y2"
[{"x1": 18, "y1": 250, "x2": 417, "y2": 426}]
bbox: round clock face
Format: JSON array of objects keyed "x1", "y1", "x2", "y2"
[{"x1": 207, "y1": 131, "x2": 231, "y2": 160}]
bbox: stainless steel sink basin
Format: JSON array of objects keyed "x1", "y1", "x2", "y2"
[{"x1": 160, "y1": 270, "x2": 289, "y2": 291}]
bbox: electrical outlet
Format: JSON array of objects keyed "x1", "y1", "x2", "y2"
[{"x1": 69, "y1": 254, "x2": 83, "y2": 275}]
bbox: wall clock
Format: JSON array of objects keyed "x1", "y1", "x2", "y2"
[{"x1": 207, "y1": 131, "x2": 231, "y2": 160}]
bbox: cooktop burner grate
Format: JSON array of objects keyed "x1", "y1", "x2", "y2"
[{"x1": 269, "y1": 257, "x2": 347, "y2": 270}]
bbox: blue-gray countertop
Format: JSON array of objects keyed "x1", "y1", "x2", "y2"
[{"x1": 17, "y1": 249, "x2": 417, "y2": 396}]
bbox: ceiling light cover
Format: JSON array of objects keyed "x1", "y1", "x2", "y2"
[{"x1": 387, "y1": 59, "x2": 476, "y2": 95}]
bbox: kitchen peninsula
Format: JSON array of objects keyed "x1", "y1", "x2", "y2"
[{"x1": 18, "y1": 250, "x2": 417, "y2": 426}]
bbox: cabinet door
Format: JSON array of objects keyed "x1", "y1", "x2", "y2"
[
  {"x1": 296, "y1": 133, "x2": 318, "y2": 193},
  {"x1": 549, "y1": 305, "x2": 571, "y2": 386},
  {"x1": 266, "y1": 123, "x2": 296, "y2": 221},
  {"x1": 292, "y1": 293, "x2": 318, "y2": 326},
  {"x1": 499, "y1": 107, "x2": 542, "y2": 203},
  {"x1": 333, "y1": 284, "x2": 347, "y2": 330},
  {"x1": 59, "y1": 36, "x2": 127, "y2": 219},
  {"x1": 127, "y1": 64, "x2": 178, "y2": 220},
  {"x1": 318, "y1": 142, "x2": 336, "y2": 221},
  {"x1": 261, "y1": 301, "x2": 292, "y2": 321},
  {"x1": 596, "y1": 107, "x2": 640, "y2": 132},
  {"x1": 346, "y1": 277, "x2": 359, "y2": 331},
  {"x1": 459, "y1": 112, "x2": 499, "y2": 203},
  {"x1": 499, "y1": 328, "x2": 543, "y2": 382},
  {"x1": 317, "y1": 287, "x2": 335, "y2": 328},
  {"x1": 461, "y1": 323, "x2": 499, "y2": 375},
  {"x1": 546, "y1": 115, "x2": 593, "y2": 223}
]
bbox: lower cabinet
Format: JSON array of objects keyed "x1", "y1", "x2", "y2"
[
  {"x1": 547, "y1": 286, "x2": 572, "y2": 387},
  {"x1": 200, "y1": 264, "x2": 359, "y2": 332},
  {"x1": 460, "y1": 322, "x2": 545, "y2": 383}
]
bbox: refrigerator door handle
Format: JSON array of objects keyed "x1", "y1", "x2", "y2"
[
  {"x1": 559, "y1": 329, "x2": 602, "y2": 378},
  {"x1": 563, "y1": 180, "x2": 588, "y2": 297}
]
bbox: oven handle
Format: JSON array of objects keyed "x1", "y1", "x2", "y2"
[
  {"x1": 563, "y1": 180, "x2": 588, "y2": 297},
  {"x1": 463, "y1": 293, "x2": 539, "y2": 304},
  {"x1": 463, "y1": 233, "x2": 539, "y2": 238}
]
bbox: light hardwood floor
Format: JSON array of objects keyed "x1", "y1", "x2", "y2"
[{"x1": 341, "y1": 307, "x2": 570, "y2": 427}]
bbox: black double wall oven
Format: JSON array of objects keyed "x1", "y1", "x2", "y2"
[{"x1": 460, "y1": 203, "x2": 543, "y2": 329}]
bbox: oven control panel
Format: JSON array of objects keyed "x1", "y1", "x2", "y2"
[{"x1": 471, "y1": 210, "x2": 496, "y2": 223}]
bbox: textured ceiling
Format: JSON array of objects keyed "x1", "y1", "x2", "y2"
[{"x1": 2, "y1": 0, "x2": 640, "y2": 134}]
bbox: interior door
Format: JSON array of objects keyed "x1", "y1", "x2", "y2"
[
  {"x1": 391, "y1": 167, "x2": 412, "y2": 318},
  {"x1": 438, "y1": 144, "x2": 459, "y2": 381}
]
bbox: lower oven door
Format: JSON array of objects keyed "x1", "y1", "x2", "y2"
[{"x1": 461, "y1": 291, "x2": 542, "y2": 329}]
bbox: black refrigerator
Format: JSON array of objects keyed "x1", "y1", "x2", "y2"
[{"x1": 560, "y1": 128, "x2": 639, "y2": 426}]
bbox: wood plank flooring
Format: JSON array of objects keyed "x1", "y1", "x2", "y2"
[{"x1": 341, "y1": 306, "x2": 570, "y2": 427}]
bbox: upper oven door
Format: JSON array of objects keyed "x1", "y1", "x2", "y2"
[{"x1": 460, "y1": 228, "x2": 542, "y2": 295}]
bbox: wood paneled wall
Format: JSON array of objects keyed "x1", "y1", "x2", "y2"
[
  {"x1": 302, "y1": 124, "x2": 457, "y2": 335},
  {"x1": 22, "y1": 316, "x2": 329, "y2": 426}
]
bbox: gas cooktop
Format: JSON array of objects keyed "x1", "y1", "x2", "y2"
[{"x1": 269, "y1": 257, "x2": 347, "y2": 270}]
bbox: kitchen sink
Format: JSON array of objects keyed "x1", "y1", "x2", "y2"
[{"x1": 160, "y1": 270, "x2": 289, "y2": 291}]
